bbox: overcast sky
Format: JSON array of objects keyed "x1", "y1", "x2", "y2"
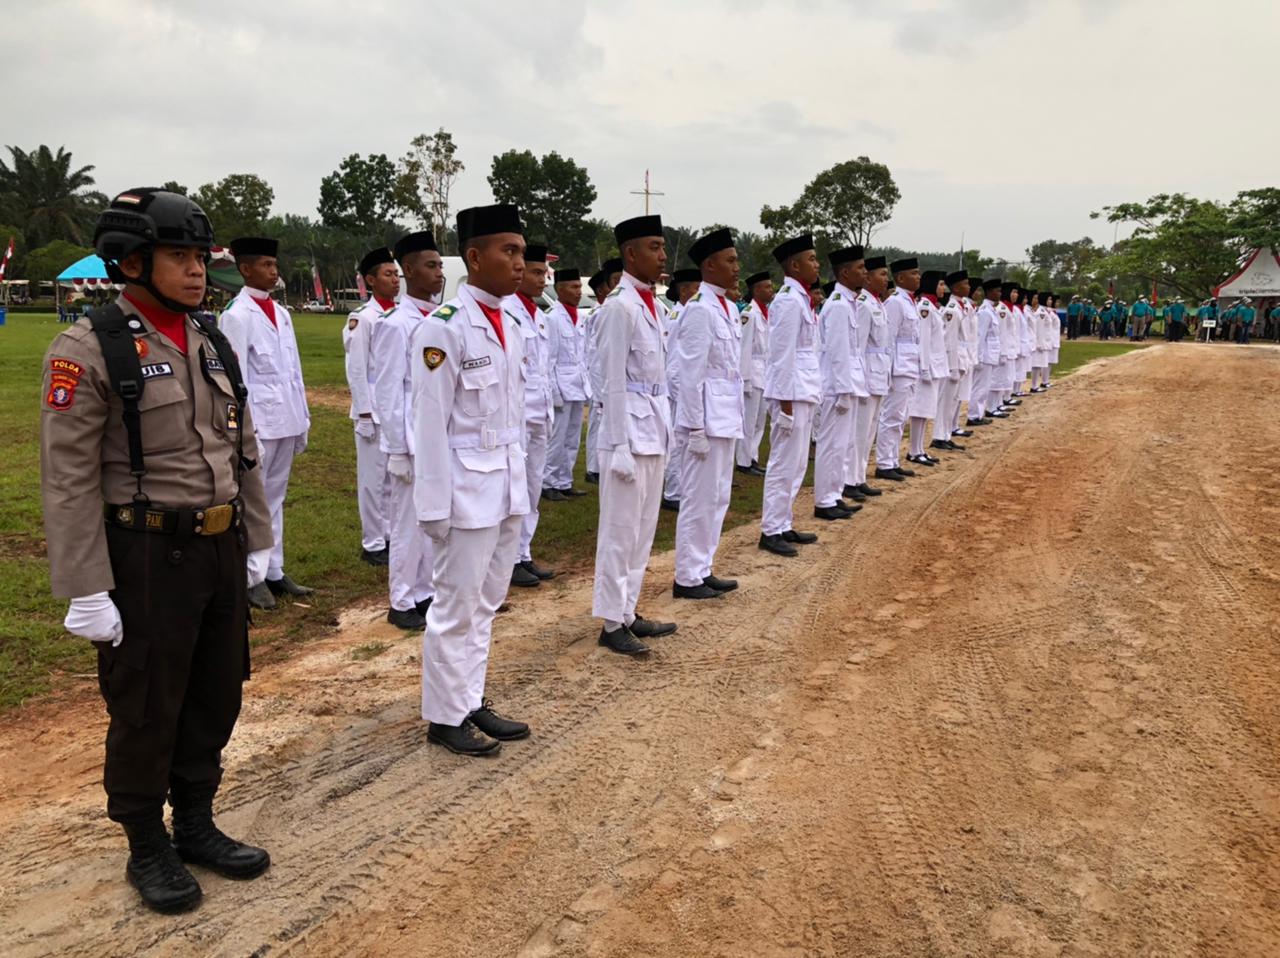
[{"x1": 13, "y1": 0, "x2": 1277, "y2": 262}]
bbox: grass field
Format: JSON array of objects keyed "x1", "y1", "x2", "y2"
[{"x1": 0, "y1": 311, "x2": 1144, "y2": 708}]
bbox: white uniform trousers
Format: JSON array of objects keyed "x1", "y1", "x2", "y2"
[
  {"x1": 585, "y1": 402, "x2": 601, "y2": 475},
  {"x1": 934, "y1": 378, "x2": 960, "y2": 441},
  {"x1": 876, "y1": 378, "x2": 914, "y2": 470},
  {"x1": 593, "y1": 449, "x2": 664, "y2": 623},
  {"x1": 247, "y1": 436, "x2": 297, "y2": 582},
  {"x1": 972, "y1": 364, "x2": 994, "y2": 419},
  {"x1": 989, "y1": 361, "x2": 1009, "y2": 410},
  {"x1": 736, "y1": 385, "x2": 768, "y2": 468},
  {"x1": 849, "y1": 394, "x2": 882, "y2": 487},
  {"x1": 674, "y1": 435, "x2": 734, "y2": 587},
  {"x1": 814, "y1": 395, "x2": 856, "y2": 508},
  {"x1": 355, "y1": 422, "x2": 391, "y2": 552},
  {"x1": 663, "y1": 398, "x2": 685, "y2": 501},
  {"x1": 545, "y1": 400, "x2": 584, "y2": 490},
  {"x1": 761, "y1": 399, "x2": 815, "y2": 536},
  {"x1": 389, "y1": 472, "x2": 433, "y2": 613},
  {"x1": 421, "y1": 514, "x2": 521, "y2": 725},
  {"x1": 518, "y1": 415, "x2": 550, "y2": 563},
  {"x1": 953, "y1": 368, "x2": 974, "y2": 431}
]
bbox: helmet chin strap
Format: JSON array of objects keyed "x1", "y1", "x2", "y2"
[{"x1": 132, "y1": 251, "x2": 199, "y2": 314}]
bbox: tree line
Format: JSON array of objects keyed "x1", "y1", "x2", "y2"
[{"x1": 2, "y1": 139, "x2": 1276, "y2": 305}]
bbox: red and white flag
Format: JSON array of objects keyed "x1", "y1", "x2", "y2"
[
  {"x1": 0, "y1": 237, "x2": 13, "y2": 281},
  {"x1": 311, "y1": 262, "x2": 324, "y2": 301},
  {"x1": 355, "y1": 265, "x2": 368, "y2": 301}
]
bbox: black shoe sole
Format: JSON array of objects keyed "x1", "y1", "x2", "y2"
[
  {"x1": 426, "y1": 732, "x2": 502, "y2": 756},
  {"x1": 510, "y1": 577, "x2": 541, "y2": 588},
  {"x1": 174, "y1": 848, "x2": 271, "y2": 881},
  {"x1": 472, "y1": 725, "x2": 530, "y2": 741},
  {"x1": 597, "y1": 637, "x2": 650, "y2": 656}
]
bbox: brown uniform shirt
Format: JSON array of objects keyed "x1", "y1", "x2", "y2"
[{"x1": 40, "y1": 295, "x2": 271, "y2": 598}]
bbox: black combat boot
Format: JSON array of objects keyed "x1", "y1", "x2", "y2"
[
  {"x1": 120, "y1": 813, "x2": 203, "y2": 914},
  {"x1": 170, "y1": 785, "x2": 270, "y2": 880}
]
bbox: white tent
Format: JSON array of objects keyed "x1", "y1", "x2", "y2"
[{"x1": 1214, "y1": 248, "x2": 1280, "y2": 299}]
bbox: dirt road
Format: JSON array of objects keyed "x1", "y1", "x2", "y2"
[{"x1": 2, "y1": 344, "x2": 1278, "y2": 957}]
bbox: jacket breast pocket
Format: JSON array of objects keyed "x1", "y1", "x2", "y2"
[
  {"x1": 136, "y1": 378, "x2": 189, "y2": 454},
  {"x1": 248, "y1": 346, "x2": 278, "y2": 377},
  {"x1": 459, "y1": 361, "x2": 500, "y2": 416}
]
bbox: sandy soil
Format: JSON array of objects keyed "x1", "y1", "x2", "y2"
[{"x1": 2, "y1": 343, "x2": 1278, "y2": 958}]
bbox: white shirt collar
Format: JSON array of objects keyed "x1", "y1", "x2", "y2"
[
  {"x1": 782, "y1": 275, "x2": 808, "y2": 296},
  {"x1": 835, "y1": 282, "x2": 859, "y2": 301},
  {"x1": 245, "y1": 286, "x2": 271, "y2": 301},
  {"x1": 462, "y1": 283, "x2": 502, "y2": 308},
  {"x1": 403, "y1": 292, "x2": 436, "y2": 313},
  {"x1": 700, "y1": 280, "x2": 727, "y2": 297},
  {"x1": 621, "y1": 271, "x2": 654, "y2": 292}
]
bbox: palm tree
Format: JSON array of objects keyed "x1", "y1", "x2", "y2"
[{"x1": 0, "y1": 145, "x2": 108, "y2": 248}]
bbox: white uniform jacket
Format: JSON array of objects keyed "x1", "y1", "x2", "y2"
[
  {"x1": 917, "y1": 296, "x2": 950, "y2": 381},
  {"x1": 218, "y1": 288, "x2": 310, "y2": 440},
  {"x1": 738, "y1": 299, "x2": 768, "y2": 390},
  {"x1": 546, "y1": 300, "x2": 589, "y2": 404},
  {"x1": 343, "y1": 297, "x2": 395, "y2": 422},
  {"x1": 884, "y1": 287, "x2": 923, "y2": 381},
  {"x1": 959, "y1": 297, "x2": 979, "y2": 373},
  {"x1": 998, "y1": 301, "x2": 1020, "y2": 363},
  {"x1": 595, "y1": 272, "x2": 672, "y2": 456},
  {"x1": 503, "y1": 294, "x2": 553, "y2": 426},
  {"x1": 978, "y1": 301, "x2": 1002, "y2": 366},
  {"x1": 663, "y1": 301, "x2": 686, "y2": 402},
  {"x1": 371, "y1": 295, "x2": 431, "y2": 456},
  {"x1": 411, "y1": 284, "x2": 529, "y2": 529},
  {"x1": 940, "y1": 297, "x2": 964, "y2": 380},
  {"x1": 818, "y1": 282, "x2": 870, "y2": 400},
  {"x1": 1018, "y1": 305, "x2": 1034, "y2": 358},
  {"x1": 763, "y1": 276, "x2": 821, "y2": 403},
  {"x1": 857, "y1": 291, "x2": 893, "y2": 397},
  {"x1": 674, "y1": 282, "x2": 745, "y2": 439}
]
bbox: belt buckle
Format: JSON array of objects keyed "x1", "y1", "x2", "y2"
[
  {"x1": 483, "y1": 428, "x2": 497, "y2": 450},
  {"x1": 202, "y1": 504, "x2": 233, "y2": 536},
  {"x1": 650, "y1": 383, "x2": 661, "y2": 397}
]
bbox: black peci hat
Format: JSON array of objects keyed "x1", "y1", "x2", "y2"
[
  {"x1": 393, "y1": 231, "x2": 438, "y2": 263},
  {"x1": 231, "y1": 236, "x2": 278, "y2": 259},
  {"x1": 864, "y1": 256, "x2": 888, "y2": 271},
  {"x1": 554, "y1": 267, "x2": 581, "y2": 283},
  {"x1": 614, "y1": 215, "x2": 663, "y2": 244},
  {"x1": 982, "y1": 277, "x2": 1004, "y2": 293},
  {"x1": 671, "y1": 267, "x2": 701, "y2": 286},
  {"x1": 688, "y1": 227, "x2": 734, "y2": 266},
  {"x1": 359, "y1": 247, "x2": 395, "y2": 277},
  {"x1": 945, "y1": 269, "x2": 969, "y2": 286},
  {"x1": 523, "y1": 243, "x2": 548, "y2": 263},
  {"x1": 745, "y1": 270, "x2": 772, "y2": 289},
  {"x1": 829, "y1": 245, "x2": 865, "y2": 268},
  {"x1": 889, "y1": 257, "x2": 918, "y2": 274},
  {"x1": 772, "y1": 233, "x2": 815, "y2": 263},
  {"x1": 456, "y1": 204, "x2": 523, "y2": 245}
]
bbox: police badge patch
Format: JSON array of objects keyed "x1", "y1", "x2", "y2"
[
  {"x1": 348, "y1": 316, "x2": 359, "y2": 331},
  {"x1": 423, "y1": 347, "x2": 446, "y2": 370}
]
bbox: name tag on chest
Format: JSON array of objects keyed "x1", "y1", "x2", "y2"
[
  {"x1": 205, "y1": 357, "x2": 226, "y2": 373},
  {"x1": 462, "y1": 356, "x2": 492, "y2": 371},
  {"x1": 141, "y1": 362, "x2": 174, "y2": 379}
]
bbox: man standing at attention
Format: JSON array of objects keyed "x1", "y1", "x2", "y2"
[
  {"x1": 874, "y1": 258, "x2": 923, "y2": 481},
  {"x1": 544, "y1": 267, "x2": 588, "y2": 499},
  {"x1": 220, "y1": 237, "x2": 312, "y2": 610},
  {"x1": 735, "y1": 270, "x2": 773, "y2": 478}
]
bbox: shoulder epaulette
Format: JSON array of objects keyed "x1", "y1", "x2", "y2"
[
  {"x1": 832, "y1": 292, "x2": 842, "y2": 301},
  {"x1": 434, "y1": 305, "x2": 457, "y2": 321},
  {"x1": 606, "y1": 287, "x2": 622, "y2": 299},
  {"x1": 777, "y1": 285, "x2": 792, "y2": 294},
  {"x1": 690, "y1": 292, "x2": 702, "y2": 303}
]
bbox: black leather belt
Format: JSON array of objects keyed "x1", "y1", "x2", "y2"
[{"x1": 104, "y1": 501, "x2": 241, "y2": 536}]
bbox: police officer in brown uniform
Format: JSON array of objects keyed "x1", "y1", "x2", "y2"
[{"x1": 40, "y1": 189, "x2": 272, "y2": 913}]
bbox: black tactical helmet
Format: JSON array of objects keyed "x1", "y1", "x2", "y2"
[{"x1": 95, "y1": 188, "x2": 214, "y2": 269}]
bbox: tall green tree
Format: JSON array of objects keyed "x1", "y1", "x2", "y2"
[
  {"x1": 1026, "y1": 237, "x2": 1103, "y2": 290},
  {"x1": 317, "y1": 154, "x2": 403, "y2": 234},
  {"x1": 488, "y1": 149, "x2": 598, "y2": 267},
  {"x1": 193, "y1": 173, "x2": 274, "y2": 244},
  {"x1": 760, "y1": 156, "x2": 900, "y2": 255},
  {"x1": 24, "y1": 240, "x2": 92, "y2": 286},
  {"x1": 398, "y1": 129, "x2": 465, "y2": 251},
  {"x1": 0, "y1": 145, "x2": 106, "y2": 248}
]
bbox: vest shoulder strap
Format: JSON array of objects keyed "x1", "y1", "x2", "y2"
[{"x1": 87, "y1": 304, "x2": 147, "y2": 484}]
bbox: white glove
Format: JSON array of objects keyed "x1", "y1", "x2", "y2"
[
  {"x1": 65, "y1": 592, "x2": 123, "y2": 646},
  {"x1": 552, "y1": 388, "x2": 563, "y2": 410},
  {"x1": 420, "y1": 518, "x2": 451, "y2": 542},
  {"x1": 388, "y1": 453, "x2": 413, "y2": 483},
  {"x1": 686, "y1": 429, "x2": 710, "y2": 459},
  {"x1": 354, "y1": 417, "x2": 376, "y2": 440},
  {"x1": 294, "y1": 431, "x2": 309, "y2": 455},
  {"x1": 834, "y1": 396, "x2": 852, "y2": 415},
  {"x1": 775, "y1": 411, "x2": 795, "y2": 434},
  {"x1": 608, "y1": 445, "x2": 636, "y2": 483}
]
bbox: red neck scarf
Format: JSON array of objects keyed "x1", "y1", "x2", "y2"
[
  {"x1": 123, "y1": 292, "x2": 188, "y2": 354},
  {"x1": 716, "y1": 294, "x2": 730, "y2": 318},
  {"x1": 374, "y1": 295, "x2": 395, "y2": 311},
  {"x1": 636, "y1": 286, "x2": 658, "y2": 322},
  {"x1": 249, "y1": 291, "x2": 276, "y2": 327},
  {"x1": 921, "y1": 294, "x2": 939, "y2": 307},
  {"x1": 476, "y1": 301, "x2": 506, "y2": 350},
  {"x1": 754, "y1": 298, "x2": 770, "y2": 320},
  {"x1": 517, "y1": 292, "x2": 539, "y2": 320},
  {"x1": 565, "y1": 303, "x2": 579, "y2": 326},
  {"x1": 1002, "y1": 300, "x2": 1013, "y2": 309}
]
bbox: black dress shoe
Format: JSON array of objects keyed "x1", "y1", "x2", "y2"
[
  {"x1": 814, "y1": 505, "x2": 853, "y2": 521},
  {"x1": 758, "y1": 533, "x2": 799, "y2": 557},
  {"x1": 121, "y1": 818, "x2": 203, "y2": 913},
  {"x1": 842, "y1": 484, "x2": 867, "y2": 502},
  {"x1": 874, "y1": 467, "x2": 905, "y2": 482},
  {"x1": 834, "y1": 499, "x2": 863, "y2": 514},
  {"x1": 703, "y1": 574, "x2": 738, "y2": 592},
  {"x1": 584, "y1": 471, "x2": 599, "y2": 484},
  {"x1": 469, "y1": 699, "x2": 529, "y2": 740},
  {"x1": 629, "y1": 614, "x2": 677, "y2": 637},
  {"x1": 598, "y1": 625, "x2": 650, "y2": 656},
  {"x1": 747, "y1": 464, "x2": 767, "y2": 477},
  {"x1": 247, "y1": 581, "x2": 276, "y2": 610},
  {"x1": 415, "y1": 596, "x2": 433, "y2": 617},
  {"x1": 541, "y1": 488, "x2": 568, "y2": 502},
  {"x1": 171, "y1": 790, "x2": 270, "y2": 881},
  {"x1": 735, "y1": 464, "x2": 755, "y2": 475},
  {"x1": 427, "y1": 719, "x2": 502, "y2": 755},
  {"x1": 361, "y1": 546, "x2": 390, "y2": 566},
  {"x1": 266, "y1": 574, "x2": 313, "y2": 597},
  {"x1": 511, "y1": 563, "x2": 541, "y2": 588},
  {"x1": 952, "y1": 429, "x2": 973, "y2": 438},
  {"x1": 929, "y1": 439, "x2": 954, "y2": 451},
  {"x1": 965, "y1": 417, "x2": 985, "y2": 427},
  {"x1": 562, "y1": 487, "x2": 588, "y2": 497},
  {"x1": 1005, "y1": 398, "x2": 1022, "y2": 406},
  {"x1": 782, "y1": 529, "x2": 818, "y2": 544},
  {"x1": 896, "y1": 465, "x2": 917, "y2": 476},
  {"x1": 906, "y1": 455, "x2": 936, "y2": 467},
  {"x1": 673, "y1": 581, "x2": 724, "y2": 599},
  {"x1": 661, "y1": 497, "x2": 681, "y2": 512},
  {"x1": 945, "y1": 440, "x2": 966, "y2": 450},
  {"x1": 387, "y1": 607, "x2": 426, "y2": 630},
  {"x1": 989, "y1": 410, "x2": 1010, "y2": 418},
  {"x1": 521, "y1": 559, "x2": 555, "y2": 580},
  {"x1": 856, "y1": 482, "x2": 883, "y2": 497}
]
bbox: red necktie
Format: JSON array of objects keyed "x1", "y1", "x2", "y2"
[
  {"x1": 565, "y1": 304, "x2": 579, "y2": 326},
  {"x1": 476, "y1": 301, "x2": 506, "y2": 350},
  {"x1": 636, "y1": 287, "x2": 658, "y2": 321},
  {"x1": 517, "y1": 292, "x2": 539, "y2": 320},
  {"x1": 253, "y1": 295, "x2": 277, "y2": 327},
  {"x1": 717, "y1": 294, "x2": 729, "y2": 318},
  {"x1": 757, "y1": 299, "x2": 769, "y2": 321}
]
